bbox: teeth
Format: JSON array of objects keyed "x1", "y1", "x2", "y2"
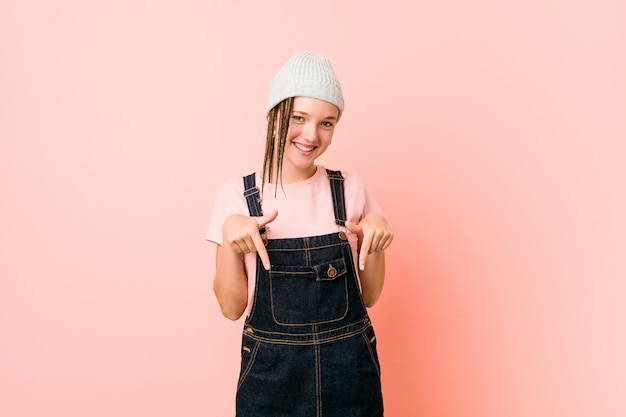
[{"x1": 294, "y1": 143, "x2": 315, "y2": 152}]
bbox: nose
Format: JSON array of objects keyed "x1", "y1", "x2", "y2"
[{"x1": 301, "y1": 123, "x2": 318, "y2": 142}]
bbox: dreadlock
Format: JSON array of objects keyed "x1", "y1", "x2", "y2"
[{"x1": 261, "y1": 97, "x2": 294, "y2": 196}]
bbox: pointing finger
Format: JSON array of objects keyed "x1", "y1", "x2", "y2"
[
  {"x1": 251, "y1": 232, "x2": 271, "y2": 270},
  {"x1": 253, "y1": 211, "x2": 277, "y2": 270},
  {"x1": 358, "y1": 232, "x2": 373, "y2": 271}
]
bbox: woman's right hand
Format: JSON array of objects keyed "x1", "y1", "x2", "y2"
[{"x1": 222, "y1": 210, "x2": 278, "y2": 270}]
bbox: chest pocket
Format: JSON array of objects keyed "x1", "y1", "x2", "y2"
[{"x1": 269, "y1": 258, "x2": 348, "y2": 326}]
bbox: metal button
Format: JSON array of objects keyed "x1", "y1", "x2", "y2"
[
  {"x1": 327, "y1": 264, "x2": 338, "y2": 278},
  {"x1": 338, "y1": 231, "x2": 347, "y2": 240}
]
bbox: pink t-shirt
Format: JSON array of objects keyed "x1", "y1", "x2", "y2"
[{"x1": 206, "y1": 165, "x2": 383, "y2": 314}]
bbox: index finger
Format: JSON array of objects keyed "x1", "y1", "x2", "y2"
[
  {"x1": 358, "y1": 233, "x2": 373, "y2": 271},
  {"x1": 251, "y1": 232, "x2": 271, "y2": 270}
]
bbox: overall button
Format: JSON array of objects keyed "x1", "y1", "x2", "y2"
[
  {"x1": 338, "y1": 231, "x2": 347, "y2": 240},
  {"x1": 327, "y1": 264, "x2": 338, "y2": 278}
]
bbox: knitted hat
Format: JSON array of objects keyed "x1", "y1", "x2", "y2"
[{"x1": 266, "y1": 51, "x2": 344, "y2": 117}]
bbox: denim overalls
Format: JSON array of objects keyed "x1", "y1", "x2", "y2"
[{"x1": 235, "y1": 169, "x2": 383, "y2": 417}]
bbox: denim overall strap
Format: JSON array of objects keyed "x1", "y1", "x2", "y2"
[
  {"x1": 325, "y1": 169, "x2": 347, "y2": 226},
  {"x1": 242, "y1": 173, "x2": 266, "y2": 234}
]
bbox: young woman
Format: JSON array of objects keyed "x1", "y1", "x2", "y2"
[{"x1": 207, "y1": 51, "x2": 393, "y2": 416}]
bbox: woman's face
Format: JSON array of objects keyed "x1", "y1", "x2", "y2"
[{"x1": 280, "y1": 96, "x2": 339, "y2": 182}]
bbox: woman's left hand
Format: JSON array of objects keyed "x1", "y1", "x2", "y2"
[{"x1": 345, "y1": 213, "x2": 394, "y2": 270}]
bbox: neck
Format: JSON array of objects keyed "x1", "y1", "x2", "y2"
[{"x1": 268, "y1": 165, "x2": 317, "y2": 184}]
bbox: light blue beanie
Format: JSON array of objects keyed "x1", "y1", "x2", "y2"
[{"x1": 266, "y1": 51, "x2": 344, "y2": 117}]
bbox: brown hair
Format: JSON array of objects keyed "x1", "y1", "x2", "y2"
[{"x1": 261, "y1": 97, "x2": 294, "y2": 195}]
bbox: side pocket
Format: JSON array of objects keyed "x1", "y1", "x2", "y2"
[
  {"x1": 360, "y1": 326, "x2": 381, "y2": 377},
  {"x1": 237, "y1": 333, "x2": 260, "y2": 390}
]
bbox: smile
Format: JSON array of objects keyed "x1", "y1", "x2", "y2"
[{"x1": 294, "y1": 143, "x2": 317, "y2": 152}]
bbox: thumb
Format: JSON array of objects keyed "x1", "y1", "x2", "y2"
[
  {"x1": 345, "y1": 220, "x2": 361, "y2": 236},
  {"x1": 257, "y1": 209, "x2": 278, "y2": 227}
]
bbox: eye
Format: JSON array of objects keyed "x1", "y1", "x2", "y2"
[
  {"x1": 292, "y1": 115, "x2": 305, "y2": 122},
  {"x1": 321, "y1": 121, "x2": 334, "y2": 128}
]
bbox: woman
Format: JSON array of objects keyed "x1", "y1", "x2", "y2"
[{"x1": 207, "y1": 51, "x2": 393, "y2": 416}]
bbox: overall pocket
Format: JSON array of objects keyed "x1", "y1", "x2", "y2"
[
  {"x1": 237, "y1": 331, "x2": 260, "y2": 390},
  {"x1": 360, "y1": 325, "x2": 381, "y2": 377},
  {"x1": 269, "y1": 258, "x2": 348, "y2": 325}
]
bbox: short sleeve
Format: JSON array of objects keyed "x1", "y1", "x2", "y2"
[
  {"x1": 206, "y1": 177, "x2": 249, "y2": 245},
  {"x1": 343, "y1": 172, "x2": 384, "y2": 224}
]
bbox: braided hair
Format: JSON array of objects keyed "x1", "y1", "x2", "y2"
[{"x1": 261, "y1": 97, "x2": 294, "y2": 195}]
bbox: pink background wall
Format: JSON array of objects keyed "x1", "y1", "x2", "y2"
[{"x1": 1, "y1": 1, "x2": 625, "y2": 416}]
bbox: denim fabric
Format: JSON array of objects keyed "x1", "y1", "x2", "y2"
[
  {"x1": 325, "y1": 169, "x2": 347, "y2": 227},
  {"x1": 236, "y1": 171, "x2": 383, "y2": 417},
  {"x1": 243, "y1": 174, "x2": 266, "y2": 234}
]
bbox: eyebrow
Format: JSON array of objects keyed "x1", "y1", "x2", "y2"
[{"x1": 292, "y1": 110, "x2": 338, "y2": 121}]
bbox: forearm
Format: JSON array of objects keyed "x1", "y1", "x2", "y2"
[
  {"x1": 358, "y1": 250, "x2": 385, "y2": 308},
  {"x1": 213, "y1": 244, "x2": 249, "y2": 320}
]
